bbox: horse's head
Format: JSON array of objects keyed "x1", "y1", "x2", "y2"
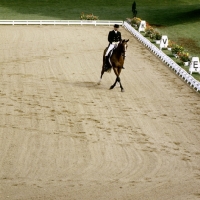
[{"x1": 118, "y1": 39, "x2": 129, "y2": 58}]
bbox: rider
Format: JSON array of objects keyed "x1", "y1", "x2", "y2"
[{"x1": 104, "y1": 24, "x2": 122, "y2": 69}]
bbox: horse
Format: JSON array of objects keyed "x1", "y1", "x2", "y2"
[{"x1": 98, "y1": 39, "x2": 129, "y2": 92}]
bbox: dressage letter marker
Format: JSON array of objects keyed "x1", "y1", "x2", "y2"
[
  {"x1": 160, "y1": 35, "x2": 168, "y2": 50},
  {"x1": 189, "y1": 57, "x2": 200, "y2": 74},
  {"x1": 138, "y1": 21, "x2": 146, "y2": 32}
]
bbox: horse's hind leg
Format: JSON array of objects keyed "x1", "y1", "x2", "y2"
[
  {"x1": 98, "y1": 67, "x2": 104, "y2": 85},
  {"x1": 98, "y1": 51, "x2": 107, "y2": 85},
  {"x1": 98, "y1": 49, "x2": 107, "y2": 85}
]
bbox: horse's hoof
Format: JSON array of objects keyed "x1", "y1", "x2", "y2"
[
  {"x1": 98, "y1": 79, "x2": 101, "y2": 85},
  {"x1": 121, "y1": 89, "x2": 125, "y2": 92},
  {"x1": 110, "y1": 86, "x2": 114, "y2": 90}
]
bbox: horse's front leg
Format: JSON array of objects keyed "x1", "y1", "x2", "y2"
[
  {"x1": 110, "y1": 67, "x2": 119, "y2": 90},
  {"x1": 118, "y1": 76, "x2": 124, "y2": 92},
  {"x1": 110, "y1": 77, "x2": 118, "y2": 90},
  {"x1": 110, "y1": 76, "x2": 124, "y2": 92},
  {"x1": 117, "y1": 67, "x2": 124, "y2": 92},
  {"x1": 110, "y1": 67, "x2": 124, "y2": 92}
]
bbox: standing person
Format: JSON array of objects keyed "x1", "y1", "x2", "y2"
[{"x1": 104, "y1": 24, "x2": 122, "y2": 69}]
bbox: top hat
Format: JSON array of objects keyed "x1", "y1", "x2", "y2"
[{"x1": 114, "y1": 24, "x2": 119, "y2": 28}]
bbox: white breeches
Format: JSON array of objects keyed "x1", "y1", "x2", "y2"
[{"x1": 105, "y1": 42, "x2": 119, "y2": 56}]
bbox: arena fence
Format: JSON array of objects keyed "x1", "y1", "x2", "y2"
[
  {"x1": 122, "y1": 21, "x2": 200, "y2": 92},
  {"x1": 0, "y1": 20, "x2": 123, "y2": 26},
  {"x1": 0, "y1": 20, "x2": 199, "y2": 92}
]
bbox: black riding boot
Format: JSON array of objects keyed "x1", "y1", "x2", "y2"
[{"x1": 104, "y1": 56, "x2": 109, "y2": 71}]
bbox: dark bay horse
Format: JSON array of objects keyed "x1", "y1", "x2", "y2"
[{"x1": 98, "y1": 39, "x2": 129, "y2": 92}]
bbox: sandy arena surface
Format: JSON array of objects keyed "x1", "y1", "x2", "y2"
[{"x1": 0, "y1": 25, "x2": 200, "y2": 200}]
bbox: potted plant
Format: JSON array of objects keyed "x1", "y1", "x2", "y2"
[
  {"x1": 167, "y1": 40, "x2": 175, "y2": 51},
  {"x1": 178, "y1": 51, "x2": 190, "y2": 66},
  {"x1": 131, "y1": 17, "x2": 141, "y2": 28},
  {"x1": 144, "y1": 25, "x2": 154, "y2": 37},
  {"x1": 155, "y1": 32, "x2": 162, "y2": 40},
  {"x1": 151, "y1": 31, "x2": 162, "y2": 44},
  {"x1": 171, "y1": 44, "x2": 184, "y2": 57}
]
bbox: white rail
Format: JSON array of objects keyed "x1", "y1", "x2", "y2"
[
  {"x1": 122, "y1": 21, "x2": 200, "y2": 92},
  {"x1": 0, "y1": 20, "x2": 123, "y2": 26}
]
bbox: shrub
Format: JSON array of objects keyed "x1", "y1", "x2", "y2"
[
  {"x1": 132, "y1": 1, "x2": 138, "y2": 17},
  {"x1": 131, "y1": 17, "x2": 141, "y2": 27},
  {"x1": 151, "y1": 31, "x2": 162, "y2": 40},
  {"x1": 168, "y1": 40, "x2": 176, "y2": 48},
  {"x1": 171, "y1": 44, "x2": 184, "y2": 54},
  {"x1": 178, "y1": 51, "x2": 190, "y2": 62},
  {"x1": 80, "y1": 12, "x2": 99, "y2": 20},
  {"x1": 155, "y1": 31, "x2": 162, "y2": 40},
  {"x1": 144, "y1": 25, "x2": 154, "y2": 37}
]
